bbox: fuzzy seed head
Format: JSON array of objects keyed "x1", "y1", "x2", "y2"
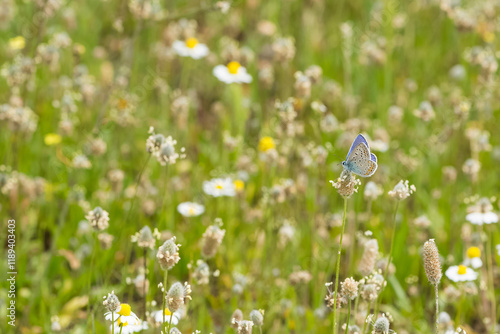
[
  {"x1": 358, "y1": 239, "x2": 379, "y2": 276},
  {"x1": 157, "y1": 237, "x2": 181, "y2": 270},
  {"x1": 341, "y1": 277, "x2": 359, "y2": 300},
  {"x1": 423, "y1": 239, "x2": 442, "y2": 285},
  {"x1": 166, "y1": 282, "x2": 192, "y2": 312},
  {"x1": 330, "y1": 170, "x2": 361, "y2": 198},
  {"x1": 249, "y1": 309, "x2": 264, "y2": 327}
]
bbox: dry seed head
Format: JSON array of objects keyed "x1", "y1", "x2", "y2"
[
  {"x1": 372, "y1": 315, "x2": 390, "y2": 333},
  {"x1": 234, "y1": 320, "x2": 254, "y2": 334},
  {"x1": 358, "y1": 239, "x2": 379, "y2": 276},
  {"x1": 423, "y1": 239, "x2": 442, "y2": 285},
  {"x1": 201, "y1": 222, "x2": 226, "y2": 259}
]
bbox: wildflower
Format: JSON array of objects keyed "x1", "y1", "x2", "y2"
[
  {"x1": 233, "y1": 179, "x2": 245, "y2": 192},
  {"x1": 98, "y1": 232, "x2": 114, "y2": 249},
  {"x1": 340, "y1": 277, "x2": 359, "y2": 300},
  {"x1": 360, "y1": 283, "x2": 379, "y2": 301},
  {"x1": 110, "y1": 319, "x2": 142, "y2": 334},
  {"x1": 131, "y1": 225, "x2": 159, "y2": 249},
  {"x1": 249, "y1": 310, "x2": 264, "y2": 327},
  {"x1": 465, "y1": 198, "x2": 498, "y2": 225},
  {"x1": 413, "y1": 215, "x2": 431, "y2": 228},
  {"x1": 102, "y1": 291, "x2": 121, "y2": 313},
  {"x1": 44, "y1": 133, "x2": 62, "y2": 146},
  {"x1": 463, "y1": 247, "x2": 482, "y2": 269},
  {"x1": 258, "y1": 136, "x2": 276, "y2": 152},
  {"x1": 272, "y1": 37, "x2": 296, "y2": 62},
  {"x1": 157, "y1": 136, "x2": 186, "y2": 166},
  {"x1": 388, "y1": 180, "x2": 416, "y2": 200},
  {"x1": 445, "y1": 265, "x2": 478, "y2": 282},
  {"x1": 413, "y1": 100, "x2": 435, "y2": 121},
  {"x1": 232, "y1": 319, "x2": 254, "y2": 334},
  {"x1": 203, "y1": 177, "x2": 236, "y2": 197},
  {"x1": 213, "y1": 61, "x2": 252, "y2": 84},
  {"x1": 289, "y1": 270, "x2": 312, "y2": 285},
  {"x1": 166, "y1": 282, "x2": 192, "y2": 312},
  {"x1": 151, "y1": 307, "x2": 182, "y2": 325},
  {"x1": 369, "y1": 314, "x2": 395, "y2": 334},
  {"x1": 104, "y1": 303, "x2": 140, "y2": 325},
  {"x1": 423, "y1": 239, "x2": 442, "y2": 285},
  {"x1": 201, "y1": 220, "x2": 226, "y2": 259},
  {"x1": 85, "y1": 207, "x2": 110, "y2": 230},
  {"x1": 330, "y1": 170, "x2": 361, "y2": 198},
  {"x1": 172, "y1": 37, "x2": 209, "y2": 59},
  {"x1": 193, "y1": 260, "x2": 210, "y2": 285},
  {"x1": 9, "y1": 36, "x2": 25, "y2": 50},
  {"x1": 358, "y1": 239, "x2": 379, "y2": 276},
  {"x1": 50, "y1": 316, "x2": 61, "y2": 331},
  {"x1": 231, "y1": 309, "x2": 244, "y2": 329},
  {"x1": 157, "y1": 237, "x2": 181, "y2": 270},
  {"x1": 72, "y1": 154, "x2": 92, "y2": 169},
  {"x1": 177, "y1": 202, "x2": 205, "y2": 217}
]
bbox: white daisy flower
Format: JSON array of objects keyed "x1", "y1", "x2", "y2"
[
  {"x1": 213, "y1": 61, "x2": 252, "y2": 84},
  {"x1": 203, "y1": 177, "x2": 236, "y2": 197},
  {"x1": 172, "y1": 38, "x2": 209, "y2": 59},
  {"x1": 465, "y1": 211, "x2": 498, "y2": 225},
  {"x1": 177, "y1": 202, "x2": 205, "y2": 217},
  {"x1": 105, "y1": 304, "x2": 140, "y2": 325},
  {"x1": 465, "y1": 197, "x2": 498, "y2": 225},
  {"x1": 463, "y1": 247, "x2": 482, "y2": 269},
  {"x1": 151, "y1": 308, "x2": 182, "y2": 325},
  {"x1": 110, "y1": 319, "x2": 143, "y2": 334},
  {"x1": 445, "y1": 265, "x2": 478, "y2": 282}
]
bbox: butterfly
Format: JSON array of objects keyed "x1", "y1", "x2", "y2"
[{"x1": 341, "y1": 134, "x2": 378, "y2": 177}]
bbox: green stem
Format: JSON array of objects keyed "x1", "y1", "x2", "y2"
[
  {"x1": 119, "y1": 324, "x2": 123, "y2": 334},
  {"x1": 332, "y1": 197, "x2": 348, "y2": 334},
  {"x1": 362, "y1": 301, "x2": 372, "y2": 334},
  {"x1": 434, "y1": 284, "x2": 439, "y2": 334},
  {"x1": 168, "y1": 312, "x2": 174, "y2": 332},
  {"x1": 87, "y1": 234, "x2": 97, "y2": 330},
  {"x1": 112, "y1": 312, "x2": 114, "y2": 334},
  {"x1": 162, "y1": 270, "x2": 168, "y2": 331},
  {"x1": 486, "y1": 228, "x2": 496, "y2": 334},
  {"x1": 345, "y1": 299, "x2": 352, "y2": 334},
  {"x1": 143, "y1": 247, "x2": 147, "y2": 318},
  {"x1": 374, "y1": 200, "x2": 400, "y2": 316}
]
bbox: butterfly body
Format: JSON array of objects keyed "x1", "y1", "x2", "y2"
[{"x1": 342, "y1": 134, "x2": 378, "y2": 177}]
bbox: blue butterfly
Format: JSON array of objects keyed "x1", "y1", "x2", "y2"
[{"x1": 341, "y1": 134, "x2": 378, "y2": 177}]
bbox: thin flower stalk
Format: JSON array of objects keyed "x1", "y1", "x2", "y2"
[{"x1": 332, "y1": 197, "x2": 348, "y2": 334}]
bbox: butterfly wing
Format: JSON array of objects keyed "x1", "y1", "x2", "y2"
[
  {"x1": 346, "y1": 143, "x2": 378, "y2": 177},
  {"x1": 346, "y1": 134, "x2": 369, "y2": 160}
]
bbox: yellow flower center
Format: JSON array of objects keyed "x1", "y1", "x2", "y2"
[
  {"x1": 118, "y1": 304, "x2": 132, "y2": 316},
  {"x1": 185, "y1": 37, "x2": 198, "y2": 49},
  {"x1": 467, "y1": 246, "x2": 480, "y2": 259},
  {"x1": 164, "y1": 308, "x2": 172, "y2": 316},
  {"x1": 458, "y1": 265, "x2": 467, "y2": 275},
  {"x1": 44, "y1": 133, "x2": 62, "y2": 146},
  {"x1": 216, "y1": 184, "x2": 224, "y2": 190},
  {"x1": 233, "y1": 179, "x2": 244, "y2": 191},
  {"x1": 117, "y1": 318, "x2": 128, "y2": 327},
  {"x1": 188, "y1": 207, "x2": 195, "y2": 215},
  {"x1": 227, "y1": 61, "x2": 241, "y2": 74},
  {"x1": 258, "y1": 136, "x2": 276, "y2": 152},
  {"x1": 117, "y1": 98, "x2": 128, "y2": 110}
]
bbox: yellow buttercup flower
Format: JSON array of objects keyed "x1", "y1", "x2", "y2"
[
  {"x1": 467, "y1": 246, "x2": 480, "y2": 259},
  {"x1": 227, "y1": 61, "x2": 241, "y2": 74},
  {"x1": 233, "y1": 179, "x2": 244, "y2": 191},
  {"x1": 9, "y1": 36, "x2": 26, "y2": 50},
  {"x1": 258, "y1": 136, "x2": 275, "y2": 152},
  {"x1": 185, "y1": 37, "x2": 199, "y2": 49},
  {"x1": 44, "y1": 133, "x2": 62, "y2": 146}
]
